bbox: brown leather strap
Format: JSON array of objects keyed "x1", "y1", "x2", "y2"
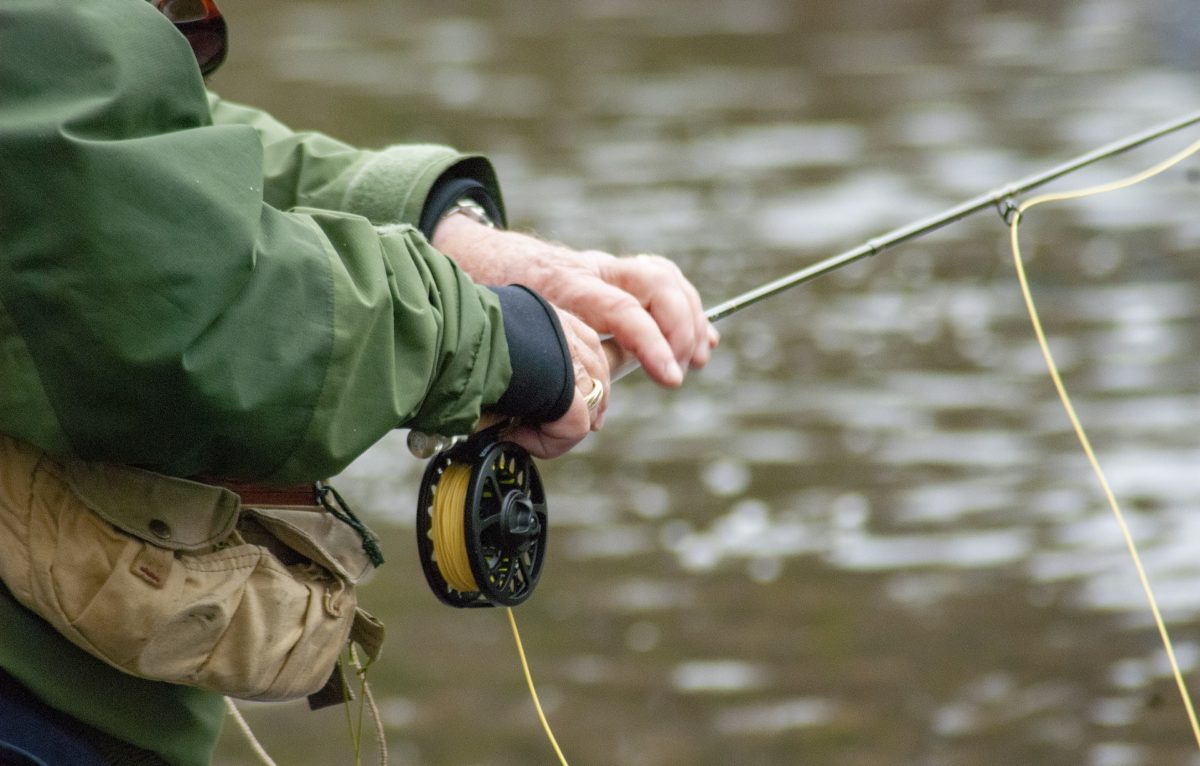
[{"x1": 200, "y1": 480, "x2": 321, "y2": 508}]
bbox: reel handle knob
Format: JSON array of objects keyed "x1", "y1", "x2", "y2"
[{"x1": 502, "y1": 490, "x2": 541, "y2": 543}]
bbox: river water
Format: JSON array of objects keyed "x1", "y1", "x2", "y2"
[{"x1": 211, "y1": 1, "x2": 1200, "y2": 764}]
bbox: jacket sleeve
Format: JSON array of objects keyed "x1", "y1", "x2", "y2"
[
  {"x1": 0, "y1": 0, "x2": 513, "y2": 482},
  {"x1": 206, "y1": 92, "x2": 507, "y2": 230}
]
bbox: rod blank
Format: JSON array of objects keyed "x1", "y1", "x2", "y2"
[{"x1": 702, "y1": 109, "x2": 1200, "y2": 324}]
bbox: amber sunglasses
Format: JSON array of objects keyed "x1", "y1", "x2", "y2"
[{"x1": 155, "y1": 0, "x2": 227, "y2": 76}]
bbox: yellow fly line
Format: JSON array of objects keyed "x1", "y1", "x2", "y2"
[
  {"x1": 1009, "y1": 135, "x2": 1200, "y2": 750},
  {"x1": 508, "y1": 606, "x2": 571, "y2": 766},
  {"x1": 428, "y1": 461, "x2": 572, "y2": 765}
]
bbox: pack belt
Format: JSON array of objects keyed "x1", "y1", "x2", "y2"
[{"x1": 200, "y1": 480, "x2": 321, "y2": 508}]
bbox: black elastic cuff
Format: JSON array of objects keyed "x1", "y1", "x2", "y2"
[
  {"x1": 419, "y1": 177, "x2": 505, "y2": 239},
  {"x1": 488, "y1": 285, "x2": 573, "y2": 423}
]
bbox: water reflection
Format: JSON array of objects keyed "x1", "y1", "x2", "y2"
[{"x1": 213, "y1": 0, "x2": 1200, "y2": 764}]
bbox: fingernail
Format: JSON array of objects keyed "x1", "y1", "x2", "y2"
[{"x1": 664, "y1": 359, "x2": 683, "y2": 385}]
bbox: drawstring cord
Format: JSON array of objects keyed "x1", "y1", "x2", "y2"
[{"x1": 316, "y1": 481, "x2": 386, "y2": 567}]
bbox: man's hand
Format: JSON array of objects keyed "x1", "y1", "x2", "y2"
[
  {"x1": 503, "y1": 308, "x2": 609, "y2": 459},
  {"x1": 432, "y1": 215, "x2": 719, "y2": 388}
]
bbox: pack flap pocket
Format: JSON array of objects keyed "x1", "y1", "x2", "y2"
[
  {"x1": 63, "y1": 461, "x2": 239, "y2": 551},
  {"x1": 245, "y1": 506, "x2": 374, "y2": 583}
]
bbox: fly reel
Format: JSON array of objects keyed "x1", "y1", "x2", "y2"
[{"x1": 415, "y1": 428, "x2": 548, "y2": 608}]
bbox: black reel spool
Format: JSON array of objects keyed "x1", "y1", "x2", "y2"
[{"x1": 416, "y1": 428, "x2": 548, "y2": 608}]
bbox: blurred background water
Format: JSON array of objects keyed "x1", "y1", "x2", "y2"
[{"x1": 210, "y1": 1, "x2": 1200, "y2": 764}]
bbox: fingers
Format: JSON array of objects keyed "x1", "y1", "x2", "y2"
[
  {"x1": 594, "y1": 253, "x2": 717, "y2": 387},
  {"x1": 558, "y1": 309, "x2": 610, "y2": 430},
  {"x1": 504, "y1": 308, "x2": 610, "y2": 459},
  {"x1": 587, "y1": 288, "x2": 683, "y2": 386},
  {"x1": 504, "y1": 405, "x2": 587, "y2": 459},
  {"x1": 630, "y1": 254, "x2": 710, "y2": 369}
]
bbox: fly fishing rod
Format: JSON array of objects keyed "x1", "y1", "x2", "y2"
[
  {"x1": 609, "y1": 108, "x2": 1200, "y2": 378},
  {"x1": 415, "y1": 108, "x2": 1200, "y2": 608}
]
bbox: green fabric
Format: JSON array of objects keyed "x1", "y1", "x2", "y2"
[
  {"x1": 0, "y1": 0, "x2": 516, "y2": 762},
  {"x1": 0, "y1": 300, "x2": 68, "y2": 457},
  {"x1": 206, "y1": 93, "x2": 506, "y2": 228},
  {"x1": 0, "y1": 0, "x2": 512, "y2": 482},
  {"x1": 0, "y1": 585, "x2": 225, "y2": 766}
]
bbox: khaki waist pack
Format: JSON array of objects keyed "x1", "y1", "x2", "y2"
[{"x1": 0, "y1": 432, "x2": 384, "y2": 702}]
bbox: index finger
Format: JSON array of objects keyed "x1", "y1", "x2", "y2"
[
  {"x1": 596, "y1": 288, "x2": 684, "y2": 387},
  {"x1": 603, "y1": 255, "x2": 713, "y2": 369}
]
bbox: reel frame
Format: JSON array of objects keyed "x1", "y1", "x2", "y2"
[{"x1": 416, "y1": 429, "x2": 548, "y2": 608}]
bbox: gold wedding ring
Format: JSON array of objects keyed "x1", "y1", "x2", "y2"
[{"x1": 583, "y1": 377, "x2": 605, "y2": 411}]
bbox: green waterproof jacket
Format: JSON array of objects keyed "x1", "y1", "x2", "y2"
[
  {"x1": 0, "y1": 0, "x2": 517, "y2": 484},
  {"x1": 0, "y1": 1, "x2": 564, "y2": 763}
]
